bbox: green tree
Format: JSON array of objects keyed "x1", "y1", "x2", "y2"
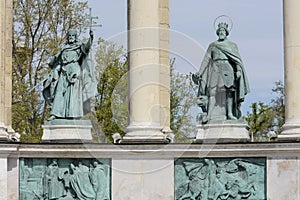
[
  {"x1": 12, "y1": 0, "x2": 88, "y2": 142},
  {"x1": 245, "y1": 102, "x2": 276, "y2": 142},
  {"x1": 93, "y1": 38, "x2": 128, "y2": 142},
  {"x1": 92, "y1": 45, "x2": 196, "y2": 143},
  {"x1": 245, "y1": 81, "x2": 285, "y2": 142},
  {"x1": 271, "y1": 80, "x2": 285, "y2": 134},
  {"x1": 170, "y1": 58, "x2": 197, "y2": 142}
]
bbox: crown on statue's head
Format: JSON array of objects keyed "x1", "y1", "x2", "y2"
[
  {"x1": 217, "y1": 22, "x2": 229, "y2": 30},
  {"x1": 216, "y1": 22, "x2": 230, "y2": 36}
]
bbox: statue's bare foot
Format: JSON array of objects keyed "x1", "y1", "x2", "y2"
[
  {"x1": 47, "y1": 115, "x2": 56, "y2": 121},
  {"x1": 228, "y1": 114, "x2": 237, "y2": 120}
]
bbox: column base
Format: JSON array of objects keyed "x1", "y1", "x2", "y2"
[
  {"x1": 195, "y1": 120, "x2": 250, "y2": 143},
  {"x1": 122, "y1": 122, "x2": 169, "y2": 143},
  {"x1": 0, "y1": 124, "x2": 17, "y2": 142},
  {"x1": 0, "y1": 126, "x2": 10, "y2": 142},
  {"x1": 41, "y1": 119, "x2": 93, "y2": 143},
  {"x1": 278, "y1": 119, "x2": 300, "y2": 141}
]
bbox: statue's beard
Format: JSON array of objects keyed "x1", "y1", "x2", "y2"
[
  {"x1": 68, "y1": 38, "x2": 75, "y2": 44},
  {"x1": 219, "y1": 34, "x2": 226, "y2": 40}
]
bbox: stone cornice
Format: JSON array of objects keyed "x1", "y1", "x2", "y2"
[{"x1": 1, "y1": 142, "x2": 300, "y2": 158}]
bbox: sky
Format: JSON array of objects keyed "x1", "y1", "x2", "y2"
[{"x1": 86, "y1": 0, "x2": 284, "y2": 115}]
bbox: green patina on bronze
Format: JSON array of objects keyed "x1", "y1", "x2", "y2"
[
  {"x1": 20, "y1": 158, "x2": 111, "y2": 200},
  {"x1": 192, "y1": 22, "x2": 250, "y2": 124},
  {"x1": 42, "y1": 29, "x2": 97, "y2": 121},
  {"x1": 175, "y1": 157, "x2": 266, "y2": 200}
]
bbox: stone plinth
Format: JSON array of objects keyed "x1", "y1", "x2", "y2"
[
  {"x1": 0, "y1": 126, "x2": 10, "y2": 142},
  {"x1": 279, "y1": 119, "x2": 300, "y2": 141},
  {"x1": 42, "y1": 119, "x2": 93, "y2": 143},
  {"x1": 195, "y1": 121, "x2": 250, "y2": 143},
  {"x1": 123, "y1": 122, "x2": 168, "y2": 143}
]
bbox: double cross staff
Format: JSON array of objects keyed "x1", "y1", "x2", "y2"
[{"x1": 83, "y1": 7, "x2": 102, "y2": 31}]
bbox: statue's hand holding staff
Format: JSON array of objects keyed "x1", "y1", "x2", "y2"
[{"x1": 89, "y1": 29, "x2": 94, "y2": 40}]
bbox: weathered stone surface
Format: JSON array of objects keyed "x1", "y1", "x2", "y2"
[
  {"x1": 42, "y1": 119, "x2": 93, "y2": 143},
  {"x1": 1, "y1": 143, "x2": 300, "y2": 199},
  {"x1": 0, "y1": 155, "x2": 8, "y2": 200},
  {"x1": 267, "y1": 157, "x2": 300, "y2": 200},
  {"x1": 113, "y1": 159, "x2": 174, "y2": 200},
  {"x1": 195, "y1": 121, "x2": 250, "y2": 143}
]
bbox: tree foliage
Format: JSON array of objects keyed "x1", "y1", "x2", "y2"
[
  {"x1": 92, "y1": 38, "x2": 128, "y2": 142},
  {"x1": 92, "y1": 51, "x2": 196, "y2": 143},
  {"x1": 271, "y1": 80, "x2": 285, "y2": 134},
  {"x1": 170, "y1": 58, "x2": 197, "y2": 142},
  {"x1": 245, "y1": 81, "x2": 285, "y2": 142},
  {"x1": 12, "y1": 0, "x2": 88, "y2": 142},
  {"x1": 245, "y1": 102, "x2": 276, "y2": 142}
]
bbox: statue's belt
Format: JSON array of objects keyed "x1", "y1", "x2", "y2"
[
  {"x1": 61, "y1": 59, "x2": 80, "y2": 65},
  {"x1": 214, "y1": 59, "x2": 229, "y2": 64}
]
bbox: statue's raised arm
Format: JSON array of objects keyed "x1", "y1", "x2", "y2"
[{"x1": 42, "y1": 28, "x2": 97, "y2": 121}]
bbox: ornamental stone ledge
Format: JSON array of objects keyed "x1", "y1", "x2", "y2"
[{"x1": 1, "y1": 142, "x2": 300, "y2": 158}]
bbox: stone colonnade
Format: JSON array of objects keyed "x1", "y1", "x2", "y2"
[
  {"x1": 0, "y1": 0, "x2": 13, "y2": 141},
  {"x1": 1, "y1": 1, "x2": 300, "y2": 200},
  {"x1": 123, "y1": 0, "x2": 300, "y2": 142},
  {"x1": 0, "y1": 0, "x2": 300, "y2": 141}
]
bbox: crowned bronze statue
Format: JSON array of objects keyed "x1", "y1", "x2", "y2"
[{"x1": 192, "y1": 21, "x2": 250, "y2": 124}]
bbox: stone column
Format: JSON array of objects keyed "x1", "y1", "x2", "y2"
[
  {"x1": 0, "y1": 0, "x2": 14, "y2": 141},
  {"x1": 124, "y1": 0, "x2": 167, "y2": 142},
  {"x1": 279, "y1": 0, "x2": 300, "y2": 140},
  {"x1": 159, "y1": 0, "x2": 172, "y2": 134}
]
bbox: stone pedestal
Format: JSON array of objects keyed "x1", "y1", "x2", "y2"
[
  {"x1": 42, "y1": 119, "x2": 93, "y2": 143},
  {"x1": 0, "y1": 125, "x2": 10, "y2": 142},
  {"x1": 195, "y1": 121, "x2": 250, "y2": 143}
]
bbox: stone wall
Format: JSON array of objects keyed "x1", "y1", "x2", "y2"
[{"x1": 1, "y1": 143, "x2": 300, "y2": 199}]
